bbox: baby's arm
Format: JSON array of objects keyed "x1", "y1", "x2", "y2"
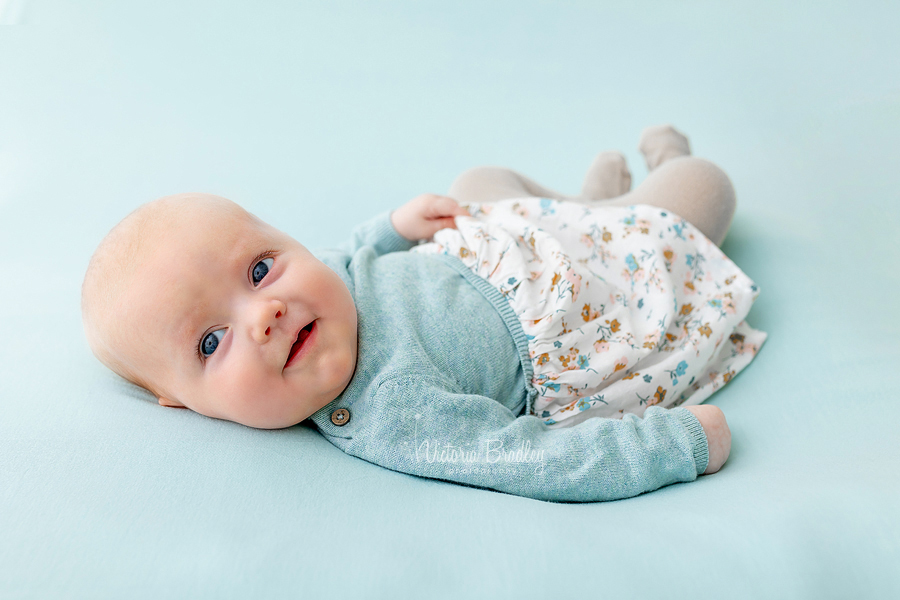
[
  {"x1": 339, "y1": 373, "x2": 714, "y2": 503},
  {"x1": 338, "y1": 194, "x2": 467, "y2": 256}
]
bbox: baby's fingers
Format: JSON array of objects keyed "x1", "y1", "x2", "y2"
[{"x1": 426, "y1": 195, "x2": 470, "y2": 219}]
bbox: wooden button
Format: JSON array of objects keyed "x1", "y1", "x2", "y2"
[{"x1": 331, "y1": 408, "x2": 350, "y2": 426}]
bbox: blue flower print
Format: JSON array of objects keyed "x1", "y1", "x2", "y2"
[
  {"x1": 664, "y1": 360, "x2": 689, "y2": 385},
  {"x1": 638, "y1": 298, "x2": 644, "y2": 309},
  {"x1": 576, "y1": 398, "x2": 591, "y2": 411},
  {"x1": 539, "y1": 198, "x2": 556, "y2": 215},
  {"x1": 625, "y1": 254, "x2": 639, "y2": 273},
  {"x1": 686, "y1": 254, "x2": 694, "y2": 267},
  {"x1": 643, "y1": 374, "x2": 653, "y2": 383},
  {"x1": 545, "y1": 382, "x2": 561, "y2": 392},
  {"x1": 508, "y1": 276, "x2": 517, "y2": 285},
  {"x1": 553, "y1": 341, "x2": 562, "y2": 349}
]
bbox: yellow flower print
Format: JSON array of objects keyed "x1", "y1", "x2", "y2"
[
  {"x1": 550, "y1": 271, "x2": 561, "y2": 290},
  {"x1": 558, "y1": 347, "x2": 580, "y2": 370},
  {"x1": 698, "y1": 323, "x2": 712, "y2": 338},
  {"x1": 663, "y1": 246, "x2": 676, "y2": 272},
  {"x1": 582, "y1": 303, "x2": 600, "y2": 322},
  {"x1": 652, "y1": 386, "x2": 667, "y2": 405}
]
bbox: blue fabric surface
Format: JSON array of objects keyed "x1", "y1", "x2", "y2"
[{"x1": 1, "y1": 1, "x2": 898, "y2": 598}]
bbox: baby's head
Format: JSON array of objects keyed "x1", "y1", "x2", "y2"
[{"x1": 82, "y1": 193, "x2": 358, "y2": 429}]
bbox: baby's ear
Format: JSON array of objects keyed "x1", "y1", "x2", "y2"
[{"x1": 158, "y1": 396, "x2": 186, "y2": 408}]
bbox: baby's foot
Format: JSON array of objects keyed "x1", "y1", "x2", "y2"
[
  {"x1": 580, "y1": 151, "x2": 632, "y2": 201},
  {"x1": 639, "y1": 124, "x2": 691, "y2": 171}
]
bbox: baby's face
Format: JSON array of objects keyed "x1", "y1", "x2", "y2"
[{"x1": 119, "y1": 204, "x2": 358, "y2": 428}]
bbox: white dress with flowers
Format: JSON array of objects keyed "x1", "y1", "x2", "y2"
[{"x1": 411, "y1": 198, "x2": 767, "y2": 428}]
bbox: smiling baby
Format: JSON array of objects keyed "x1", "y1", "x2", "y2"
[{"x1": 83, "y1": 128, "x2": 756, "y2": 502}]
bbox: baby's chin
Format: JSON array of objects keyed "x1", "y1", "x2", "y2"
[
  {"x1": 230, "y1": 411, "x2": 309, "y2": 430},
  {"x1": 209, "y1": 399, "x2": 321, "y2": 430}
]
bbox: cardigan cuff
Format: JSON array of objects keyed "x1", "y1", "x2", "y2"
[
  {"x1": 374, "y1": 211, "x2": 417, "y2": 254},
  {"x1": 672, "y1": 407, "x2": 710, "y2": 475}
]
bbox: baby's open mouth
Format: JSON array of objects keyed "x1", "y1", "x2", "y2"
[{"x1": 285, "y1": 321, "x2": 315, "y2": 369}]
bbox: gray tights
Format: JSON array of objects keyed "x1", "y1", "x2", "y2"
[{"x1": 447, "y1": 126, "x2": 736, "y2": 247}]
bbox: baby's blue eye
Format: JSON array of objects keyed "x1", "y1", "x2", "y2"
[
  {"x1": 251, "y1": 257, "x2": 274, "y2": 286},
  {"x1": 200, "y1": 329, "x2": 225, "y2": 358}
]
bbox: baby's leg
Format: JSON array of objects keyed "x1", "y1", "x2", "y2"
[
  {"x1": 448, "y1": 151, "x2": 632, "y2": 204},
  {"x1": 448, "y1": 125, "x2": 735, "y2": 246},
  {"x1": 594, "y1": 126, "x2": 736, "y2": 246},
  {"x1": 448, "y1": 166, "x2": 572, "y2": 204},
  {"x1": 581, "y1": 151, "x2": 632, "y2": 200}
]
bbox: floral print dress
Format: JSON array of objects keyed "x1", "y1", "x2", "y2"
[{"x1": 411, "y1": 198, "x2": 767, "y2": 428}]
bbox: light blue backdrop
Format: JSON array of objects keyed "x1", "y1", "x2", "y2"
[{"x1": 1, "y1": 1, "x2": 898, "y2": 598}]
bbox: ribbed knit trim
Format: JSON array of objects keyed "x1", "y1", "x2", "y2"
[
  {"x1": 435, "y1": 254, "x2": 539, "y2": 415},
  {"x1": 673, "y1": 407, "x2": 709, "y2": 475},
  {"x1": 373, "y1": 211, "x2": 417, "y2": 254}
]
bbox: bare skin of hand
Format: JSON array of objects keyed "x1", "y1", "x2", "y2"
[
  {"x1": 390, "y1": 194, "x2": 470, "y2": 241},
  {"x1": 685, "y1": 405, "x2": 731, "y2": 474}
]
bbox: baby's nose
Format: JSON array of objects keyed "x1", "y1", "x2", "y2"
[{"x1": 250, "y1": 299, "x2": 287, "y2": 344}]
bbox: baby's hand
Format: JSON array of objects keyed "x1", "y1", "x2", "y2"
[
  {"x1": 685, "y1": 405, "x2": 731, "y2": 474},
  {"x1": 390, "y1": 194, "x2": 470, "y2": 241}
]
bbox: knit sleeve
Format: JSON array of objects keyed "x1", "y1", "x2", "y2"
[
  {"x1": 338, "y1": 211, "x2": 417, "y2": 256},
  {"x1": 342, "y1": 374, "x2": 709, "y2": 503}
]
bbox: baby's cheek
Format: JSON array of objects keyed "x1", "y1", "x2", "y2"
[
  {"x1": 213, "y1": 363, "x2": 268, "y2": 422},
  {"x1": 320, "y1": 344, "x2": 356, "y2": 391}
]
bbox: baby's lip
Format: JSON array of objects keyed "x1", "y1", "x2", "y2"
[{"x1": 284, "y1": 320, "x2": 316, "y2": 370}]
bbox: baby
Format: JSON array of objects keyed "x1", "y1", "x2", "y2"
[{"x1": 83, "y1": 126, "x2": 762, "y2": 502}]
